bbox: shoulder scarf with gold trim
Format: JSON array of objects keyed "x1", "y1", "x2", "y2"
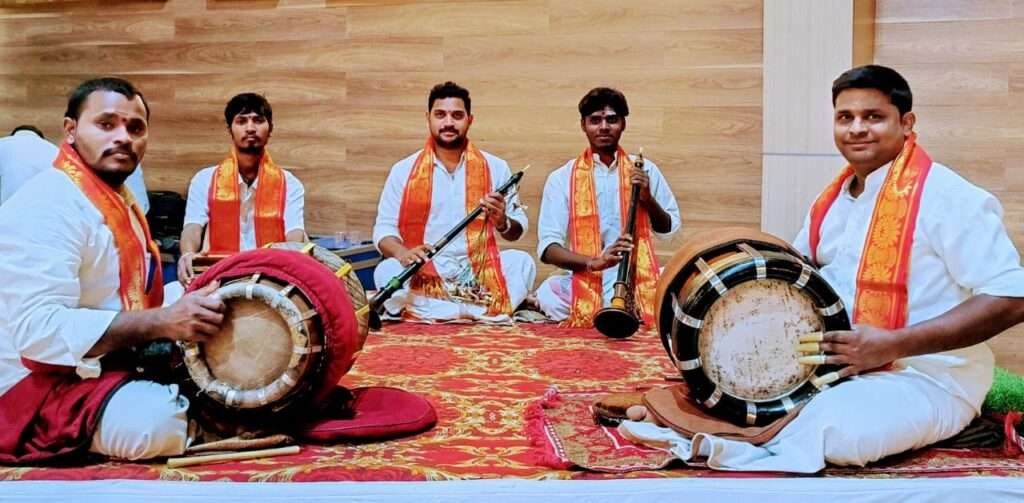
[
  {"x1": 563, "y1": 147, "x2": 660, "y2": 328},
  {"x1": 207, "y1": 148, "x2": 286, "y2": 253},
  {"x1": 395, "y1": 138, "x2": 512, "y2": 316},
  {"x1": 53, "y1": 142, "x2": 163, "y2": 310},
  {"x1": 808, "y1": 133, "x2": 932, "y2": 330}
]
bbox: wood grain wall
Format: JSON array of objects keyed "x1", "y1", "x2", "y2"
[
  {"x1": 0, "y1": 0, "x2": 764, "y2": 282},
  {"x1": 874, "y1": 0, "x2": 1024, "y2": 371}
]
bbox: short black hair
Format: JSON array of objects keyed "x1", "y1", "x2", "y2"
[
  {"x1": 832, "y1": 65, "x2": 913, "y2": 116},
  {"x1": 428, "y1": 81, "x2": 471, "y2": 114},
  {"x1": 578, "y1": 87, "x2": 629, "y2": 119},
  {"x1": 64, "y1": 77, "x2": 149, "y2": 120},
  {"x1": 11, "y1": 125, "x2": 44, "y2": 138},
  {"x1": 224, "y1": 93, "x2": 273, "y2": 128}
]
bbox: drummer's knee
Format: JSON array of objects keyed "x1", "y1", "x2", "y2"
[{"x1": 89, "y1": 381, "x2": 189, "y2": 460}]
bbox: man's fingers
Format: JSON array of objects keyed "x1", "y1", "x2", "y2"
[
  {"x1": 197, "y1": 280, "x2": 220, "y2": 295},
  {"x1": 196, "y1": 294, "x2": 226, "y2": 312},
  {"x1": 195, "y1": 307, "x2": 224, "y2": 326},
  {"x1": 824, "y1": 330, "x2": 849, "y2": 344},
  {"x1": 796, "y1": 342, "x2": 820, "y2": 353},
  {"x1": 799, "y1": 331, "x2": 824, "y2": 343},
  {"x1": 810, "y1": 371, "x2": 841, "y2": 389},
  {"x1": 798, "y1": 354, "x2": 828, "y2": 365},
  {"x1": 189, "y1": 320, "x2": 221, "y2": 339}
]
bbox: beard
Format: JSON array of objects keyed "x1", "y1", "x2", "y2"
[
  {"x1": 81, "y1": 145, "x2": 138, "y2": 188},
  {"x1": 93, "y1": 169, "x2": 131, "y2": 188},
  {"x1": 433, "y1": 130, "x2": 466, "y2": 150},
  {"x1": 237, "y1": 144, "x2": 264, "y2": 156}
]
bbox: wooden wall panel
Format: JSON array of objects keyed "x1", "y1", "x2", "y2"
[
  {"x1": 0, "y1": 0, "x2": 764, "y2": 282},
  {"x1": 876, "y1": 0, "x2": 1024, "y2": 371}
]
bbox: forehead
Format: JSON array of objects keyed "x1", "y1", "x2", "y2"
[
  {"x1": 232, "y1": 111, "x2": 266, "y2": 120},
  {"x1": 80, "y1": 90, "x2": 147, "y2": 120},
  {"x1": 430, "y1": 97, "x2": 467, "y2": 112},
  {"x1": 585, "y1": 106, "x2": 619, "y2": 117},
  {"x1": 834, "y1": 87, "x2": 896, "y2": 110}
]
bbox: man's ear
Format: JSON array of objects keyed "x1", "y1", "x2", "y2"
[
  {"x1": 580, "y1": 118, "x2": 586, "y2": 133},
  {"x1": 62, "y1": 117, "x2": 76, "y2": 144},
  {"x1": 901, "y1": 111, "x2": 916, "y2": 137}
]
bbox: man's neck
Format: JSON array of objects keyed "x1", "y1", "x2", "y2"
[
  {"x1": 594, "y1": 146, "x2": 616, "y2": 167},
  {"x1": 237, "y1": 149, "x2": 262, "y2": 185},
  {"x1": 435, "y1": 144, "x2": 464, "y2": 174},
  {"x1": 849, "y1": 160, "x2": 891, "y2": 198}
]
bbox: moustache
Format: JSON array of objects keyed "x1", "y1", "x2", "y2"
[
  {"x1": 102, "y1": 146, "x2": 138, "y2": 164},
  {"x1": 440, "y1": 128, "x2": 459, "y2": 135}
]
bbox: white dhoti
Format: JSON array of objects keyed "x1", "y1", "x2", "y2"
[
  {"x1": 536, "y1": 264, "x2": 650, "y2": 322},
  {"x1": 619, "y1": 368, "x2": 977, "y2": 473},
  {"x1": 89, "y1": 380, "x2": 189, "y2": 460},
  {"x1": 373, "y1": 249, "x2": 536, "y2": 323}
]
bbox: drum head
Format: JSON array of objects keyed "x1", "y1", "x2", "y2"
[
  {"x1": 699, "y1": 279, "x2": 821, "y2": 402},
  {"x1": 205, "y1": 279, "x2": 308, "y2": 391}
]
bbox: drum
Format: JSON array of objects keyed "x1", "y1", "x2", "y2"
[
  {"x1": 180, "y1": 242, "x2": 368, "y2": 434},
  {"x1": 655, "y1": 228, "x2": 850, "y2": 427},
  {"x1": 265, "y1": 241, "x2": 370, "y2": 349}
]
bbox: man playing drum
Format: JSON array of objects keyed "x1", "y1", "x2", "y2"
[
  {"x1": 535, "y1": 87, "x2": 681, "y2": 327},
  {"x1": 622, "y1": 65, "x2": 1024, "y2": 472},
  {"x1": 372, "y1": 82, "x2": 535, "y2": 323},
  {"x1": 0, "y1": 78, "x2": 226, "y2": 462},
  {"x1": 176, "y1": 93, "x2": 307, "y2": 289}
]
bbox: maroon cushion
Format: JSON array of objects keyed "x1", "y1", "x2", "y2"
[{"x1": 297, "y1": 387, "x2": 437, "y2": 443}]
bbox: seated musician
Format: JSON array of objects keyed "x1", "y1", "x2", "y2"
[
  {"x1": 0, "y1": 78, "x2": 226, "y2": 462},
  {"x1": 622, "y1": 65, "x2": 1024, "y2": 472},
  {"x1": 535, "y1": 87, "x2": 681, "y2": 327},
  {"x1": 372, "y1": 82, "x2": 536, "y2": 322},
  {"x1": 176, "y1": 93, "x2": 306, "y2": 288}
]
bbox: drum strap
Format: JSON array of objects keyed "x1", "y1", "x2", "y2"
[
  {"x1": 563, "y1": 146, "x2": 660, "y2": 327},
  {"x1": 207, "y1": 148, "x2": 286, "y2": 253},
  {"x1": 808, "y1": 133, "x2": 932, "y2": 330},
  {"x1": 396, "y1": 137, "x2": 512, "y2": 315},
  {"x1": 53, "y1": 142, "x2": 163, "y2": 310}
]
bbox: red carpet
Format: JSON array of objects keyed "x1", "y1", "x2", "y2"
[{"x1": 2, "y1": 323, "x2": 1022, "y2": 482}]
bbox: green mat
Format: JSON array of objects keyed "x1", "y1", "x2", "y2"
[{"x1": 984, "y1": 366, "x2": 1024, "y2": 414}]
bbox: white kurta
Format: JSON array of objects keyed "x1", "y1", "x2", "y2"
[
  {"x1": 0, "y1": 131, "x2": 58, "y2": 205},
  {"x1": 184, "y1": 164, "x2": 306, "y2": 251},
  {"x1": 534, "y1": 153, "x2": 681, "y2": 320},
  {"x1": 0, "y1": 169, "x2": 187, "y2": 459},
  {"x1": 372, "y1": 149, "x2": 535, "y2": 322},
  {"x1": 620, "y1": 161, "x2": 1024, "y2": 472}
]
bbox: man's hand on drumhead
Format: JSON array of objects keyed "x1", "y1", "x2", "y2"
[
  {"x1": 158, "y1": 280, "x2": 226, "y2": 342},
  {"x1": 797, "y1": 325, "x2": 902, "y2": 376}
]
